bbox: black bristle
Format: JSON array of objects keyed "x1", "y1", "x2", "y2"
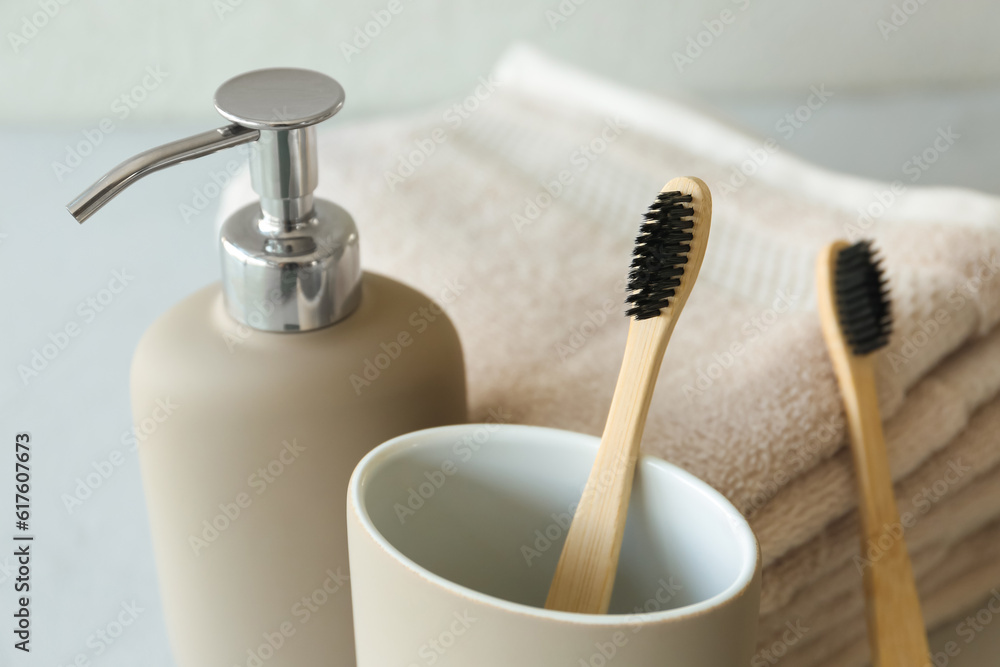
[
  {"x1": 625, "y1": 190, "x2": 694, "y2": 319},
  {"x1": 834, "y1": 240, "x2": 892, "y2": 355}
]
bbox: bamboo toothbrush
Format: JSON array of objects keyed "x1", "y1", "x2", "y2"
[
  {"x1": 816, "y1": 240, "x2": 929, "y2": 665},
  {"x1": 545, "y1": 176, "x2": 712, "y2": 614}
]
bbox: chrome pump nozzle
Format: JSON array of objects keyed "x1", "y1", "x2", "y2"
[{"x1": 66, "y1": 68, "x2": 361, "y2": 333}]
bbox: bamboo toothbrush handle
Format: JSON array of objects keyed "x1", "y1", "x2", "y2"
[
  {"x1": 545, "y1": 176, "x2": 711, "y2": 614},
  {"x1": 817, "y1": 240, "x2": 929, "y2": 665},
  {"x1": 841, "y1": 358, "x2": 930, "y2": 666},
  {"x1": 545, "y1": 314, "x2": 675, "y2": 613}
]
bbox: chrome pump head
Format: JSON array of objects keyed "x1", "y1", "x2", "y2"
[{"x1": 67, "y1": 68, "x2": 361, "y2": 333}]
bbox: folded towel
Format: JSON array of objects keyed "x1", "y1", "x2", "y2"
[
  {"x1": 757, "y1": 397, "x2": 1000, "y2": 666},
  {"x1": 756, "y1": 323, "x2": 1000, "y2": 581},
  {"x1": 780, "y1": 515, "x2": 1000, "y2": 666},
  {"x1": 218, "y1": 45, "x2": 1000, "y2": 663}
]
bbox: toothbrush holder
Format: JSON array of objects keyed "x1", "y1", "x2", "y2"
[{"x1": 346, "y1": 424, "x2": 761, "y2": 666}]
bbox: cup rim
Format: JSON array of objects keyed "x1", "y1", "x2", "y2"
[{"x1": 348, "y1": 423, "x2": 760, "y2": 626}]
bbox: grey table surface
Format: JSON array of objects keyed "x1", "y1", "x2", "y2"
[{"x1": 1, "y1": 87, "x2": 999, "y2": 665}]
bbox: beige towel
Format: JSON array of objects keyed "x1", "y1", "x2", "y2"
[
  {"x1": 219, "y1": 45, "x2": 1000, "y2": 664},
  {"x1": 780, "y1": 517, "x2": 1000, "y2": 667},
  {"x1": 755, "y1": 323, "x2": 1000, "y2": 583},
  {"x1": 756, "y1": 400, "x2": 1000, "y2": 665}
]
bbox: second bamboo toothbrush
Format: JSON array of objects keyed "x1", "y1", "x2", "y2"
[
  {"x1": 816, "y1": 240, "x2": 929, "y2": 665},
  {"x1": 545, "y1": 176, "x2": 712, "y2": 614}
]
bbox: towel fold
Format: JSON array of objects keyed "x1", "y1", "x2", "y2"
[
  {"x1": 781, "y1": 516, "x2": 1000, "y2": 666},
  {"x1": 755, "y1": 324, "x2": 1000, "y2": 575},
  {"x1": 219, "y1": 45, "x2": 1000, "y2": 664},
  {"x1": 756, "y1": 397, "x2": 1000, "y2": 665}
]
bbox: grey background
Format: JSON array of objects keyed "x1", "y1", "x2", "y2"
[{"x1": 3, "y1": 0, "x2": 1000, "y2": 124}]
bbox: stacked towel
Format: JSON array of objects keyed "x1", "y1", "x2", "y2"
[{"x1": 219, "y1": 46, "x2": 1000, "y2": 665}]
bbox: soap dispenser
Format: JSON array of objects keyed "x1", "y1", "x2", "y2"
[{"x1": 68, "y1": 68, "x2": 467, "y2": 667}]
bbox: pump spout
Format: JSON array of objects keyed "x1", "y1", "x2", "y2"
[
  {"x1": 67, "y1": 124, "x2": 259, "y2": 223},
  {"x1": 66, "y1": 67, "x2": 355, "y2": 332}
]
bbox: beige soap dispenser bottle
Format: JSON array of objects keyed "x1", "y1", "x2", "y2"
[{"x1": 67, "y1": 68, "x2": 467, "y2": 667}]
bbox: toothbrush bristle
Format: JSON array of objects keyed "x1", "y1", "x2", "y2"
[
  {"x1": 625, "y1": 190, "x2": 695, "y2": 319},
  {"x1": 834, "y1": 240, "x2": 892, "y2": 355}
]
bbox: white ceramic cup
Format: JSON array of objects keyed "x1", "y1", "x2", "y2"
[{"x1": 347, "y1": 424, "x2": 761, "y2": 666}]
